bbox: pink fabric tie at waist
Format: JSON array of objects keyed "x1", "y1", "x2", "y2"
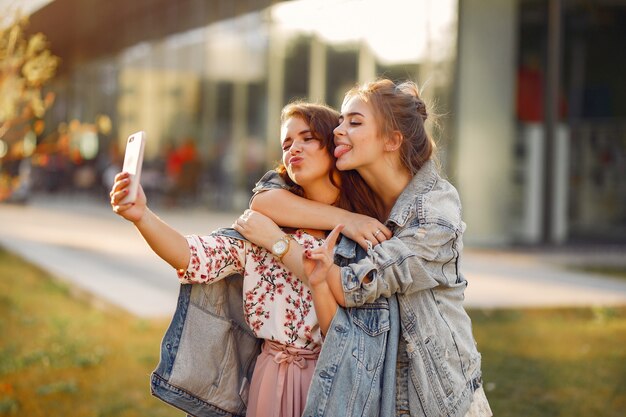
[
  {"x1": 262, "y1": 340, "x2": 320, "y2": 417},
  {"x1": 265, "y1": 340, "x2": 320, "y2": 368}
]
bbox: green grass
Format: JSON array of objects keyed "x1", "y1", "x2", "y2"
[
  {"x1": 568, "y1": 265, "x2": 626, "y2": 282},
  {"x1": 1, "y1": 247, "x2": 625, "y2": 416},
  {"x1": 0, "y1": 248, "x2": 179, "y2": 417},
  {"x1": 472, "y1": 307, "x2": 626, "y2": 417}
]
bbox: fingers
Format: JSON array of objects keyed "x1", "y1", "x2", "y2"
[
  {"x1": 379, "y1": 225, "x2": 393, "y2": 239},
  {"x1": 370, "y1": 230, "x2": 386, "y2": 245},
  {"x1": 112, "y1": 202, "x2": 133, "y2": 214},
  {"x1": 368, "y1": 223, "x2": 392, "y2": 246},
  {"x1": 113, "y1": 171, "x2": 130, "y2": 183},
  {"x1": 109, "y1": 174, "x2": 136, "y2": 216},
  {"x1": 232, "y1": 216, "x2": 246, "y2": 231},
  {"x1": 109, "y1": 176, "x2": 131, "y2": 199},
  {"x1": 233, "y1": 211, "x2": 256, "y2": 233},
  {"x1": 324, "y1": 224, "x2": 344, "y2": 251},
  {"x1": 304, "y1": 248, "x2": 333, "y2": 265},
  {"x1": 109, "y1": 188, "x2": 129, "y2": 206},
  {"x1": 236, "y1": 209, "x2": 257, "y2": 224},
  {"x1": 304, "y1": 224, "x2": 344, "y2": 263},
  {"x1": 370, "y1": 224, "x2": 391, "y2": 243}
]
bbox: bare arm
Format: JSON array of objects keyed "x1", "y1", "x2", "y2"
[
  {"x1": 251, "y1": 189, "x2": 350, "y2": 230},
  {"x1": 251, "y1": 189, "x2": 392, "y2": 248},
  {"x1": 110, "y1": 172, "x2": 190, "y2": 270},
  {"x1": 309, "y1": 281, "x2": 337, "y2": 336},
  {"x1": 133, "y1": 208, "x2": 190, "y2": 270}
]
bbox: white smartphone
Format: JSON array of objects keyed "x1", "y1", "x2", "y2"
[{"x1": 120, "y1": 131, "x2": 146, "y2": 204}]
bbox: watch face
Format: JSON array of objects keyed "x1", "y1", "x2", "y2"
[{"x1": 273, "y1": 240, "x2": 287, "y2": 255}]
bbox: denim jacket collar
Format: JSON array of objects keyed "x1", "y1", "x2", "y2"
[{"x1": 387, "y1": 159, "x2": 438, "y2": 228}]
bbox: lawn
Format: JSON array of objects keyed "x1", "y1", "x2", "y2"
[
  {"x1": 0, "y1": 248, "x2": 178, "y2": 417},
  {"x1": 1, "y1": 247, "x2": 625, "y2": 416},
  {"x1": 474, "y1": 308, "x2": 626, "y2": 417}
]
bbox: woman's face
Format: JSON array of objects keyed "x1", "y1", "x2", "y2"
[
  {"x1": 281, "y1": 116, "x2": 334, "y2": 190},
  {"x1": 333, "y1": 96, "x2": 386, "y2": 171}
]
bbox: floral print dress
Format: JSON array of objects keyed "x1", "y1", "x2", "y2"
[{"x1": 178, "y1": 230, "x2": 324, "y2": 350}]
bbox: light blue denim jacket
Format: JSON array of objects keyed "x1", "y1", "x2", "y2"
[
  {"x1": 151, "y1": 227, "x2": 399, "y2": 417},
  {"x1": 150, "y1": 228, "x2": 262, "y2": 417},
  {"x1": 254, "y1": 160, "x2": 483, "y2": 417}
]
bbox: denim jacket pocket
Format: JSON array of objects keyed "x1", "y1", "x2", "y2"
[
  {"x1": 423, "y1": 336, "x2": 454, "y2": 397},
  {"x1": 351, "y1": 304, "x2": 390, "y2": 336},
  {"x1": 350, "y1": 304, "x2": 390, "y2": 372}
]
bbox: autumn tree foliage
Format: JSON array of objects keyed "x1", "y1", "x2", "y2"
[{"x1": 0, "y1": 13, "x2": 60, "y2": 141}]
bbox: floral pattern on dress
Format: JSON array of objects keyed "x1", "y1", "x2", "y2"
[{"x1": 178, "y1": 231, "x2": 324, "y2": 349}]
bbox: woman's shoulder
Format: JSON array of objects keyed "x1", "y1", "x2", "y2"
[
  {"x1": 251, "y1": 170, "x2": 288, "y2": 193},
  {"x1": 423, "y1": 177, "x2": 463, "y2": 228},
  {"x1": 397, "y1": 174, "x2": 462, "y2": 230}
]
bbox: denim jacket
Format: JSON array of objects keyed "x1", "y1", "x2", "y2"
[
  {"x1": 150, "y1": 229, "x2": 261, "y2": 417},
  {"x1": 253, "y1": 160, "x2": 483, "y2": 417},
  {"x1": 151, "y1": 228, "x2": 399, "y2": 417}
]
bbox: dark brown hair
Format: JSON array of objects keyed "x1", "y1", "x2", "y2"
[
  {"x1": 276, "y1": 101, "x2": 386, "y2": 221},
  {"x1": 343, "y1": 79, "x2": 436, "y2": 175}
]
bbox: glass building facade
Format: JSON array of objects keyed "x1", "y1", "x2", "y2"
[{"x1": 5, "y1": 0, "x2": 625, "y2": 245}]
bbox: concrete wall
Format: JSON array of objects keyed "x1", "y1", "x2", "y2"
[{"x1": 454, "y1": 0, "x2": 518, "y2": 245}]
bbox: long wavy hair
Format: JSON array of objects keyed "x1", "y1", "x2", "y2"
[
  {"x1": 276, "y1": 101, "x2": 386, "y2": 222},
  {"x1": 343, "y1": 79, "x2": 436, "y2": 175}
]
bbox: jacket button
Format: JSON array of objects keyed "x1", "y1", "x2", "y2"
[
  {"x1": 334, "y1": 325, "x2": 346, "y2": 333},
  {"x1": 166, "y1": 343, "x2": 171, "y2": 349},
  {"x1": 319, "y1": 371, "x2": 332, "y2": 379}
]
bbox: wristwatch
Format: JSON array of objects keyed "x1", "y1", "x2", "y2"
[{"x1": 271, "y1": 235, "x2": 291, "y2": 261}]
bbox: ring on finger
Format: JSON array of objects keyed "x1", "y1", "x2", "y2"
[{"x1": 374, "y1": 229, "x2": 382, "y2": 238}]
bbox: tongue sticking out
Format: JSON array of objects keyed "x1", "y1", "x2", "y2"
[{"x1": 334, "y1": 145, "x2": 352, "y2": 159}]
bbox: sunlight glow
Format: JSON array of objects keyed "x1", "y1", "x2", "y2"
[{"x1": 271, "y1": 0, "x2": 456, "y2": 65}]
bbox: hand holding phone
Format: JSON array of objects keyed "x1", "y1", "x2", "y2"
[{"x1": 120, "y1": 131, "x2": 146, "y2": 205}]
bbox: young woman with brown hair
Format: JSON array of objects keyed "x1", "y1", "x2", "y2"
[{"x1": 110, "y1": 101, "x2": 392, "y2": 417}]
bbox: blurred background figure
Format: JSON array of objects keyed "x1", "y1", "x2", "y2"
[{"x1": 163, "y1": 137, "x2": 201, "y2": 206}]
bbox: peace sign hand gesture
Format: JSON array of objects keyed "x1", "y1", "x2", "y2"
[{"x1": 303, "y1": 224, "x2": 344, "y2": 287}]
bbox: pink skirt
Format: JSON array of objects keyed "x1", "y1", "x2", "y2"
[{"x1": 246, "y1": 340, "x2": 320, "y2": 417}]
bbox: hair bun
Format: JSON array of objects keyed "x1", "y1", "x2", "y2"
[
  {"x1": 415, "y1": 99, "x2": 428, "y2": 121},
  {"x1": 397, "y1": 81, "x2": 428, "y2": 122}
]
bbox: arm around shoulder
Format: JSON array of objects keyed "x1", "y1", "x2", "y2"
[{"x1": 251, "y1": 188, "x2": 351, "y2": 230}]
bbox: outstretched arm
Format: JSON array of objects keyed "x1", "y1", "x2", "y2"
[{"x1": 110, "y1": 171, "x2": 190, "y2": 270}]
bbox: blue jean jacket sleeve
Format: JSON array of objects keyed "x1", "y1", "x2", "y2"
[
  {"x1": 341, "y1": 221, "x2": 460, "y2": 307},
  {"x1": 249, "y1": 170, "x2": 288, "y2": 205}
]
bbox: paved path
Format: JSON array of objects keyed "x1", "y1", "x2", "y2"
[{"x1": 1, "y1": 194, "x2": 626, "y2": 317}]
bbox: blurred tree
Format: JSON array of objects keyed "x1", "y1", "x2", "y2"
[{"x1": 0, "y1": 13, "x2": 60, "y2": 140}]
